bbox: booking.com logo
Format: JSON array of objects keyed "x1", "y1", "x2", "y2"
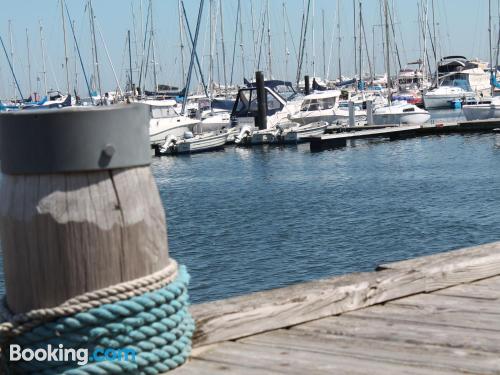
[{"x1": 9, "y1": 344, "x2": 136, "y2": 366}]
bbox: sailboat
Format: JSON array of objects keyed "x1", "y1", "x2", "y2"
[
  {"x1": 372, "y1": 0, "x2": 430, "y2": 126},
  {"x1": 462, "y1": 0, "x2": 500, "y2": 121}
]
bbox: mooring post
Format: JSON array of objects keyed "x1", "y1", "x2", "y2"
[
  {"x1": 255, "y1": 71, "x2": 267, "y2": 130},
  {"x1": 304, "y1": 75, "x2": 310, "y2": 95},
  {"x1": 0, "y1": 103, "x2": 194, "y2": 373},
  {"x1": 348, "y1": 101, "x2": 355, "y2": 127},
  {"x1": 366, "y1": 99, "x2": 374, "y2": 125},
  {"x1": 0, "y1": 104, "x2": 170, "y2": 313}
]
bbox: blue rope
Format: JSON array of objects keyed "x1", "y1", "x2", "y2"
[{"x1": 2, "y1": 266, "x2": 194, "y2": 374}]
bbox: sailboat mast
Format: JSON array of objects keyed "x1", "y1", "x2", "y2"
[
  {"x1": 283, "y1": 2, "x2": 289, "y2": 80},
  {"x1": 312, "y1": 0, "x2": 316, "y2": 78},
  {"x1": 358, "y1": 0, "x2": 362, "y2": 84},
  {"x1": 489, "y1": 0, "x2": 494, "y2": 96},
  {"x1": 384, "y1": 0, "x2": 391, "y2": 100},
  {"x1": 239, "y1": 0, "x2": 245, "y2": 80},
  {"x1": 353, "y1": 0, "x2": 357, "y2": 80},
  {"x1": 26, "y1": 28, "x2": 32, "y2": 97},
  {"x1": 89, "y1": 0, "x2": 102, "y2": 100},
  {"x1": 337, "y1": 0, "x2": 342, "y2": 81},
  {"x1": 128, "y1": 30, "x2": 133, "y2": 93},
  {"x1": 209, "y1": 0, "x2": 214, "y2": 98},
  {"x1": 8, "y1": 20, "x2": 16, "y2": 101},
  {"x1": 178, "y1": 0, "x2": 186, "y2": 90},
  {"x1": 150, "y1": 0, "x2": 158, "y2": 93},
  {"x1": 39, "y1": 20, "x2": 48, "y2": 95},
  {"x1": 219, "y1": 0, "x2": 228, "y2": 96},
  {"x1": 421, "y1": 0, "x2": 428, "y2": 85},
  {"x1": 61, "y1": 0, "x2": 70, "y2": 95},
  {"x1": 267, "y1": 0, "x2": 272, "y2": 78},
  {"x1": 431, "y1": 0, "x2": 438, "y2": 86},
  {"x1": 322, "y1": 9, "x2": 326, "y2": 79}
]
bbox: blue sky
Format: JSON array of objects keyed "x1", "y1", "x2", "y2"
[{"x1": 0, "y1": 0, "x2": 497, "y2": 98}]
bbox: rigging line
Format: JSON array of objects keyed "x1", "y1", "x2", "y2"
[{"x1": 229, "y1": 0, "x2": 240, "y2": 86}]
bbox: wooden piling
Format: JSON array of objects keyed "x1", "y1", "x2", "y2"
[
  {"x1": 0, "y1": 104, "x2": 171, "y2": 313},
  {"x1": 304, "y1": 75, "x2": 310, "y2": 95},
  {"x1": 255, "y1": 71, "x2": 267, "y2": 130}
]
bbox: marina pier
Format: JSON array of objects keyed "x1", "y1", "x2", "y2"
[
  {"x1": 308, "y1": 118, "x2": 500, "y2": 151},
  {"x1": 173, "y1": 242, "x2": 500, "y2": 374}
]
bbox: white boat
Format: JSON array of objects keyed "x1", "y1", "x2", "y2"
[
  {"x1": 146, "y1": 99, "x2": 200, "y2": 145},
  {"x1": 372, "y1": 101, "x2": 431, "y2": 125},
  {"x1": 462, "y1": 97, "x2": 500, "y2": 121},
  {"x1": 423, "y1": 86, "x2": 475, "y2": 109},
  {"x1": 278, "y1": 121, "x2": 328, "y2": 143},
  {"x1": 289, "y1": 91, "x2": 366, "y2": 125},
  {"x1": 199, "y1": 110, "x2": 232, "y2": 133},
  {"x1": 423, "y1": 56, "x2": 490, "y2": 109},
  {"x1": 158, "y1": 131, "x2": 229, "y2": 155}
]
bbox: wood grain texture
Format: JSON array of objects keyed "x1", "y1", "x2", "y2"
[
  {"x1": 241, "y1": 329, "x2": 500, "y2": 374},
  {"x1": 0, "y1": 166, "x2": 170, "y2": 313},
  {"x1": 191, "y1": 243, "x2": 500, "y2": 347},
  {"x1": 178, "y1": 341, "x2": 457, "y2": 375},
  {"x1": 296, "y1": 314, "x2": 500, "y2": 353}
]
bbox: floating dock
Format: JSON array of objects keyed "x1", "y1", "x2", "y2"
[
  {"x1": 309, "y1": 118, "x2": 500, "y2": 152},
  {"x1": 172, "y1": 242, "x2": 500, "y2": 374}
]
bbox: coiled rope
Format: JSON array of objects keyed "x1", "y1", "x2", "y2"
[{"x1": 0, "y1": 260, "x2": 195, "y2": 374}]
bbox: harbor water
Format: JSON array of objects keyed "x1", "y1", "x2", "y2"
[
  {"x1": 157, "y1": 132, "x2": 500, "y2": 303},
  {"x1": 0, "y1": 111, "x2": 498, "y2": 304}
]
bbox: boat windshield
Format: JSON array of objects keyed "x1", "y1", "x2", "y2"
[
  {"x1": 301, "y1": 97, "x2": 336, "y2": 111},
  {"x1": 151, "y1": 106, "x2": 179, "y2": 119}
]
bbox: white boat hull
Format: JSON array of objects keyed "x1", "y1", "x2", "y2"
[
  {"x1": 149, "y1": 117, "x2": 200, "y2": 144},
  {"x1": 373, "y1": 112, "x2": 431, "y2": 125},
  {"x1": 281, "y1": 123, "x2": 328, "y2": 143},
  {"x1": 176, "y1": 133, "x2": 228, "y2": 154},
  {"x1": 462, "y1": 104, "x2": 500, "y2": 121}
]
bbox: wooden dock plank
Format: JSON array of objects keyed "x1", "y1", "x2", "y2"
[
  {"x1": 433, "y1": 283, "x2": 500, "y2": 299},
  {"x1": 180, "y1": 341, "x2": 457, "y2": 375},
  {"x1": 378, "y1": 241, "x2": 500, "y2": 271},
  {"x1": 295, "y1": 314, "x2": 500, "y2": 353},
  {"x1": 191, "y1": 243, "x2": 500, "y2": 346},
  {"x1": 348, "y1": 301, "x2": 500, "y2": 331},
  {"x1": 388, "y1": 292, "x2": 500, "y2": 315},
  {"x1": 241, "y1": 329, "x2": 500, "y2": 375},
  {"x1": 171, "y1": 357, "x2": 284, "y2": 374}
]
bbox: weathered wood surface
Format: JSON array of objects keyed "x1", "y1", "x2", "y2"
[
  {"x1": 191, "y1": 242, "x2": 500, "y2": 347},
  {"x1": 0, "y1": 166, "x2": 170, "y2": 313},
  {"x1": 171, "y1": 244, "x2": 500, "y2": 374}
]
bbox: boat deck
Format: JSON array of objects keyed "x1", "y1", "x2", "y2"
[{"x1": 172, "y1": 242, "x2": 500, "y2": 374}]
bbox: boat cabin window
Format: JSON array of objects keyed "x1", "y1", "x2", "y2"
[
  {"x1": 402, "y1": 107, "x2": 415, "y2": 112},
  {"x1": 151, "y1": 106, "x2": 178, "y2": 119},
  {"x1": 301, "y1": 97, "x2": 336, "y2": 111}
]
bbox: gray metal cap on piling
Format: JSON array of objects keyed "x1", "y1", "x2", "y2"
[
  {"x1": 0, "y1": 103, "x2": 151, "y2": 175},
  {"x1": 255, "y1": 71, "x2": 267, "y2": 130}
]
